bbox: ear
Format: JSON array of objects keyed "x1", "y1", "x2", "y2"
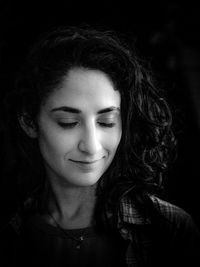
[{"x1": 18, "y1": 113, "x2": 38, "y2": 138}]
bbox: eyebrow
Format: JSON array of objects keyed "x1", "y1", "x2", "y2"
[{"x1": 50, "y1": 106, "x2": 120, "y2": 114}]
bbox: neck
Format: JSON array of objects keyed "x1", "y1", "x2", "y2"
[{"x1": 45, "y1": 180, "x2": 97, "y2": 229}]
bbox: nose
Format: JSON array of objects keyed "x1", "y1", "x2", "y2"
[{"x1": 78, "y1": 123, "x2": 102, "y2": 155}]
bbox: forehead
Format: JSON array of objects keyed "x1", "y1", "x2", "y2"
[{"x1": 43, "y1": 68, "x2": 121, "y2": 111}]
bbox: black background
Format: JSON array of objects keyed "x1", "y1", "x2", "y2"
[{"x1": 0, "y1": 0, "x2": 200, "y2": 227}]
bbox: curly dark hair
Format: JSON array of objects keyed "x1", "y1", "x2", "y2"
[{"x1": 2, "y1": 25, "x2": 176, "y2": 219}]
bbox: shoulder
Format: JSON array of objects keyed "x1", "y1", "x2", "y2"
[
  {"x1": 150, "y1": 195, "x2": 192, "y2": 224},
  {"x1": 150, "y1": 195, "x2": 200, "y2": 239},
  {"x1": 149, "y1": 196, "x2": 200, "y2": 266},
  {"x1": 1, "y1": 192, "x2": 40, "y2": 237},
  {"x1": 120, "y1": 194, "x2": 200, "y2": 265}
]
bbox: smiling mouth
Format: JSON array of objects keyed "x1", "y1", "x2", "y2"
[{"x1": 69, "y1": 159, "x2": 100, "y2": 164}]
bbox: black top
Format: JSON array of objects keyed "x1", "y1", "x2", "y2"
[
  {"x1": 1, "y1": 193, "x2": 200, "y2": 267},
  {"x1": 4, "y1": 214, "x2": 128, "y2": 267}
]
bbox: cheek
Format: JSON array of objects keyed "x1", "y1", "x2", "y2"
[
  {"x1": 38, "y1": 127, "x2": 75, "y2": 160},
  {"x1": 103, "y1": 128, "x2": 122, "y2": 154}
]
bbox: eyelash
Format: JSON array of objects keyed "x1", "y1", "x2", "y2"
[
  {"x1": 58, "y1": 122, "x2": 116, "y2": 129},
  {"x1": 98, "y1": 122, "x2": 115, "y2": 128},
  {"x1": 58, "y1": 122, "x2": 78, "y2": 129}
]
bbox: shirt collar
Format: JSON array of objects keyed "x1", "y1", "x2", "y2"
[{"x1": 117, "y1": 195, "x2": 151, "y2": 228}]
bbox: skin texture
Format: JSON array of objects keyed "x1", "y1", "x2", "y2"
[
  {"x1": 37, "y1": 67, "x2": 122, "y2": 189},
  {"x1": 20, "y1": 67, "x2": 122, "y2": 228}
]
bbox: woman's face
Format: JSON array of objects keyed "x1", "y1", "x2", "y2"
[{"x1": 36, "y1": 67, "x2": 122, "y2": 187}]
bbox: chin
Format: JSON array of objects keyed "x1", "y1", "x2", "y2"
[{"x1": 66, "y1": 173, "x2": 102, "y2": 187}]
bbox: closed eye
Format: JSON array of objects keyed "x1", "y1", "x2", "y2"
[
  {"x1": 57, "y1": 121, "x2": 116, "y2": 129},
  {"x1": 98, "y1": 122, "x2": 116, "y2": 128},
  {"x1": 58, "y1": 122, "x2": 78, "y2": 128}
]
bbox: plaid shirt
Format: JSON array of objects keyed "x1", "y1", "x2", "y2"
[
  {"x1": 117, "y1": 195, "x2": 200, "y2": 267},
  {"x1": 8, "y1": 193, "x2": 200, "y2": 267}
]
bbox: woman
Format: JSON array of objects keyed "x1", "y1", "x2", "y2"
[{"x1": 1, "y1": 26, "x2": 199, "y2": 267}]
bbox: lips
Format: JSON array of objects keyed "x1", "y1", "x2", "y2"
[
  {"x1": 69, "y1": 159, "x2": 100, "y2": 164},
  {"x1": 68, "y1": 158, "x2": 103, "y2": 172}
]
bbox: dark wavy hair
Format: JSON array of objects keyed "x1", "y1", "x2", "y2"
[{"x1": 3, "y1": 25, "x2": 176, "y2": 220}]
